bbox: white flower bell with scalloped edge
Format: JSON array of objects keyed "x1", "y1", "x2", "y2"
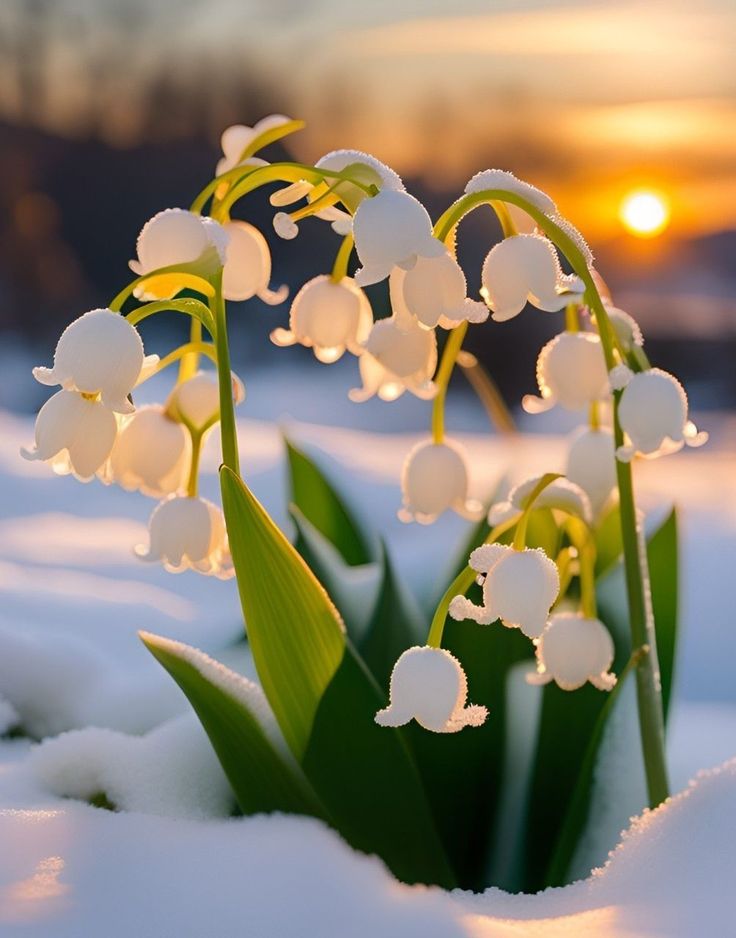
[
  {"x1": 129, "y1": 208, "x2": 229, "y2": 299},
  {"x1": 390, "y1": 252, "x2": 488, "y2": 331},
  {"x1": 565, "y1": 426, "x2": 617, "y2": 516},
  {"x1": 21, "y1": 389, "x2": 118, "y2": 480},
  {"x1": 216, "y1": 115, "x2": 292, "y2": 175},
  {"x1": 221, "y1": 220, "x2": 287, "y2": 305},
  {"x1": 375, "y1": 646, "x2": 487, "y2": 733},
  {"x1": 352, "y1": 189, "x2": 446, "y2": 287},
  {"x1": 166, "y1": 370, "x2": 244, "y2": 433},
  {"x1": 503, "y1": 474, "x2": 592, "y2": 525},
  {"x1": 349, "y1": 316, "x2": 437, "y2": 402},
  {"x1": 604, "y1": 306, "x2": 643, "y2": 353},
  {"x1": 614, "y1": 366, "x2": 707, "y2": 461},
  {"x1": 481, "y1": 234, "x2": 584, "y2": 322},
  {"x1": 32, "y1": 308, "x2": 154, "y2": 415},
  {"x1": 271, "y1": 275, "x2": 373, "y2": 363},
  {"x1": 524, "y1": 331, "x2": 610, "y2": 414},
  {"x1": 527, "y1": 612, "x2": 616, "y2": 691},
  {"x1": 136, "y1": 495, "x2": 233, "y2": 578},
  {"x1": 399, "y1": 439, "x2": 483, "y2": 524},
  {"x1": 106, "y1": 405, "x2": 189, "y2": 498},
  {"x1": 449, "y1": 544, "x2": 559, "y2": 639}
]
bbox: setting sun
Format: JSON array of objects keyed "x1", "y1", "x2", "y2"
[{"x1": 620, "y1": 190, "x2": 671, "y2": 238}]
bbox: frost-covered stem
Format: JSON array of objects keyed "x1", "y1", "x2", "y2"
[
  {"x1": 210, "y1": 270, "x2": 240, "y2": 475},
  {"x1": 431, "y1": 323, "x2": 468, "y2": 444},
  {"x1": 331, "y1": 235, "x2": 354, "y2": 282},
  {"x1": 435, "y1": 187, "x2": 669, "y2": 806}
]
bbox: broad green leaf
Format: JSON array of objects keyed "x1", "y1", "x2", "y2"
[
  {"x1": 221, "y1": 467, "x2": 455, "y2": 886},
  {"x1": 285, "y1": 437, "x2": 374, "y2": 566},
  {"x1": 358, "y1": 540, "x2": 424, "y2": 688},
  {"x1": 141, "y1": 631, "x2": 324, "y2": 817},
  {"x1": 646, "y1": 508, "x2": 678, "y2": 719}
]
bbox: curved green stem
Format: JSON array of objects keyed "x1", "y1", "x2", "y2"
[
  {"x1": 210, "y1": 270, "x2": 240, "y2": 475},
  {"x1": 138, "y1": 341, "x2": 217, "y2": 384},
  {"x1": 512, "y1": 472, "x2": 563, "y2": 550},
  {"x1": 431, "y1": 323, "x2": 468, "y2": 443},
  {"x1": 186, "y1": 430, "x2": 204, "y2": 498},
  {"x1": 179, "y1": 318, "x2": 203, "y2": 383},
  {"x1": 110, "y1": 266, "x2": 215, "y2": 312},
  {"x1": 331, "y1": 235, "x2": 354, "y2": 282},
  {"x1": 125, "y1": 298, "x2": 215, "y2": 335},
  {"x1": 456, "y1": 351, "x2": 517, "y2": 435}
]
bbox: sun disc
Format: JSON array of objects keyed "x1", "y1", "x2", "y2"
[{"x1": 620, "y1": 190, "x2": 670, "y2": 238}]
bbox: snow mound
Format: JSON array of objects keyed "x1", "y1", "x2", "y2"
[{"x1": 30, "y1": 714, "x2": 233, "y2": 820}]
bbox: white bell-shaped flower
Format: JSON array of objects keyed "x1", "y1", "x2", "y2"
[
  {"x1": 349, "y1": 316, "x2": 437, "y2": 403},
  {"x1": 480, "y1": 234, "x2": 584, "y2": 322},
  {"x1": 565, "y1": 426, "x2": 617, "y2": 516},
  {"x1": 603, "y1": 306, "x2": 643, "y2": 353},
  {"x1": 352, "y1": 189, "x2": 446, "y2": 287},
  {"x1": 21, "y1": 390, "x2": 118, "y2": 481},
  {"x1": 271, "y1": 275, "x2": 373, "y2": 363},
  {"x1": 399, "y1": 439, "x2": 483, "y2": 524},
  {"x1": 375, "y1": 646, "x2": 487, "y2": 734},
  {"x1": 221, "y1": 220, "x2": 287, "y2": 305},
  {"x1": 32, "y1": 308, "x2": 153, "y2": 414},
  {"x1": 216, "y1": 115, "x2": 292, "y2": 174},
  {"x1": 507, "y1": 474, "x2": 592, "y2": 524},
  {"x1": 449, "y1": 544, "x2": 559, "y2": 639},
  {"x1": 524, "y1": 332, "x2": 609, "y2": 414},
  {"x1": 315, "y1": 149, "x2": 403, "y2": 214},
  {"x1": 166, "y1": 370, "x2": 244, "y2": 433},
  {"x1": 527, "y1": 612, "x2": 616, "y2": 691},
  {"x1": 465, "y1": 169, "x2": 557, "y2": 214},
  {"x1": 615, "y1": 367, "x2": 706, "y2": 461},
  {"x1": 136, "y1": 495, "x2": 233, "y2": 578},
  {"x1": 390, "y1": 252, "x2": 488, "y2": 330},
  {"x1": 106, "y1": 405, "x2": 189, "y2": 498},
  {"x1": 130, "y1": 209, "x2": 229, "y2": 298}
]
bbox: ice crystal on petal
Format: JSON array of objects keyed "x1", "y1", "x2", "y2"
[
  {"x1": 375, "y1": 646, "x2": 487, "y2": 733},
  {"x1": 526, "y1": 332, "x2": 609, "y2": 413},
  {"x1": 21, "y1": 390, "x2": 118, "y2": 481},
  {"x1": 222, "y1": 220, "x2": 287, "y2": 305},
  {"x1": 315, "y1": 149, "x2": 404, "y2": 214},
  {"x1": 349, "y1": 316, "x2": 437, "y2": 403},
  {"x1": 527, "y1": 612, "x2": 616, "y2": 691},
  {"x1": 390, "y1": 252, "x2": 489, "y2": 330},
  {"x1": 399, "y1": 439, "x2": 483, "y2": 524},
  {"x1": 32, "y1": 308, "x2": 149, "y2": 414},
  {"x1": 604, "y1": 306, "x2": 644, "y2": 351},
  {"x1": 352, "y1": 190, "x2": 446, "y2": 287},
  {"x1": 565, "y1": 426, "x2": 617, "y2": 516},
  {"x1": 450, "y1": 545, "x2": 559, "y2": 639},
  {"x1": 480, "y1": 234, "x2": 584, "y2": 322},
  {"x1": 464, "y1": 169, "x2": 557, "y2": 215},
  {"x1": 136, "y1": 495, "x2": 233, "y2": 578},
  {"x1": 271, "y1": 275, "x2": 373, "y2": 363},
  {"x1": 106, "y1": 405, "x2": 189, "y2": 498}
]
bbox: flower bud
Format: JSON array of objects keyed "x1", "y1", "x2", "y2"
[
  {"x1": 136, "y1": 495, "x2": 233, "y2": 578},
  {"x1": 349, "y1": 317, "x2": 437, "y2": 403},
  {"x1": 527, "y1": 612, "x2": 616, "y2": 691},
  {"x1": 221, "y1": 220, "x2": 287, "y2": 305},
  {"x1": 21, "y1": 390, "x2": 118, "y2": 480},
  {"x1": 616, "y1": 368, "x2": 706, "y2": 461},
  {"x1": 525, "y1": 332, "x2": 609, "y2": 413},
  {"x1": 450, "y1": 544, "x2": 559, "y2": 639},
  {"x1": 32, "y1": 308, "x2": 152, "y2": 415},
  {"x1": 271, "y1": 275, "x2": 373, "y2": 363},
  {"x1": 106, "y1": 405, "x2": 189, "y2": 498},
  {"x1": 217, "y1": 116, "x2": 291, "y2": 174},
  {"x1": 399, "y1": 439, "x2": 483, "y2": 524},
  {"x1": 565, "y1": 426, "x2": 617, "y2": 516},
  {"x1": 375, "y1": 646, "x2": 487, "y2": 733},
  {"x1": 352, "y1": 189, "x2": 446, "y2": 287},
  {"x1": 390, "y1": 252, "x2": 488, "y2": 330},
  {"x1": 166, "y1": 371, "x2": 244, "y2": 433},
  {"x1": 480, "y1": 234, "x2": 583, "y2": 322}
]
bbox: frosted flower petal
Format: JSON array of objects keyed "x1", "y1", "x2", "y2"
[
  {"x1": 316, "y1": 149, "x2": 403, "y2": 214},
  {"x1": 480, "y1": 234, "x2": 584, "y2": 322},
  {"x1": 32, "y1": 308, "x2": 147, "y2": 414},
  {"x1": 529, "y1": 331, "x2": 609, "y2": 413},
  {"x1": 528, "y1": 612, "x2": 616, "y2": 691},
  {"x1": 464, "y1": 169, "x2": 557, "y2": 215},
  {"x1": 217, "y1": 115, "x2": 292, "y2": 174},
  {"x1": 508, "y1": 475, "x2": 592, "y2": 524},
  {"x1": 375, "y1": 646, "x2": 487, "y2": 734},
  {"x1": 353, "y1": 190, "x2": 446, "y2": 287},
  {"x1": 136, "y1": 495, "x2": 233, "y2": 578},
  {"x1": 399, "y1": 439, "x2": 483, "y2": 524}
]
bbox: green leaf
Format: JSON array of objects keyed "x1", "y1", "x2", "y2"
[
  {"x1": 141, "y1": 631, "x2": 323, "y2": 817},
  {"x1": 645, "y1": 508, "x2": 678, "y2": 720},
  {"x1": 594, "y1": 503, "x2": 624, "y2": 578},
  {"x1": 285, "y1": 437, "x2": 374, "y2": 566},
  {"x1": 221, "y1": 467, "x2": 455, "y2": 887},
  {"x1": 358, "y1": 540, "x2": 424, "y2": 688}
]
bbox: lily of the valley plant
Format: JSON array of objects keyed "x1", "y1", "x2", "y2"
[{"x1": 23, "y1": 116, "x2": 703, "y2": 892}]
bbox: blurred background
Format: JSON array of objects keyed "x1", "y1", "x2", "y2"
[{"x1": 0, "y1": 0, "x2": 734, "y2": 431}]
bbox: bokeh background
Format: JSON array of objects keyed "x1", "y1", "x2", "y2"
[{"x1": 1, "y1": 0, "x2": 735, "y2": 431}]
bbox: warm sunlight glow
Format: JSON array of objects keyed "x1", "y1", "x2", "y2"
[{"x1": 619, "y1": 190, "x2": 670, "y2": 238}]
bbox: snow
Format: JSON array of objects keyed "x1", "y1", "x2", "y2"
[{"x1": 1, "y1": 401, "x2": 736, "y2": 935}]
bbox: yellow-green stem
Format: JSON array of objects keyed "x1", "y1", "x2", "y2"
[
  {"x1": 179, "y1": 318, "x2": 202, "y2": 383},
  {"x1": 431, "y1": 323, "x2": 468, "y2": 444},
  {"x1": 210, "y1": 270, "x2": 240, "y2": 475},
  {"x1": 331, "y1": 235, "x2": 354, "y2": 283},
  {"x1": 187, "y1": 431, "x2": 203, "y2": 498}
]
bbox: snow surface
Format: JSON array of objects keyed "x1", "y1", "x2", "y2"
[{"x1": 1, "y1": 403, "x2": 736, "y2": 935}]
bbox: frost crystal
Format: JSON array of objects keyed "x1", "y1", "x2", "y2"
[
  {"x1": 527, "y1": 612, "x2": 616, "y2": 691},
  {"x1": 399, "y1": 439, "x2": 483, "y2": 524},
  {"x1": 375, "y1": 646, "x2": 487, "y2": 733},
  {"x1": 464, "y1": 169, "x2": 557, "y2": 215}
]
